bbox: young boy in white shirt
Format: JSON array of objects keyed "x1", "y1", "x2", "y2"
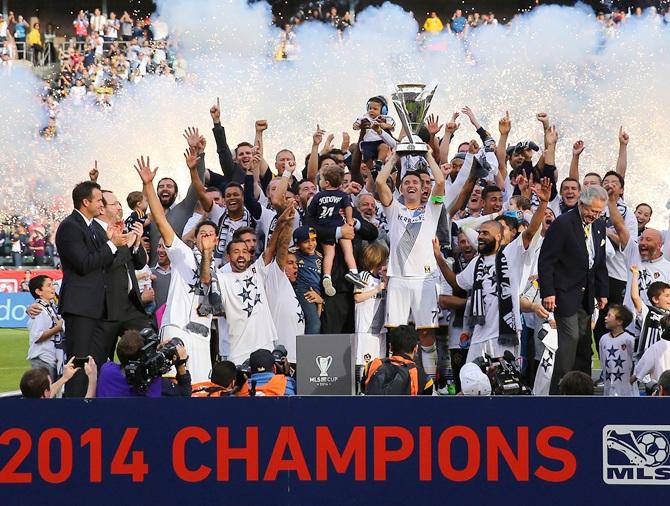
[
  {"x1": 27, "y1": 275, "x2": 64, "y2": 381},
  {"x1": 599, "y1": 304, "x2": 637, "y2": 396},
  {"x1": 353, "y1": 96, "x2": 396, "y2": 172}
]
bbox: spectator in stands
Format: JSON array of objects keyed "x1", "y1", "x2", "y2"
[
  {"x1": 0, "y1": 14, "x2": 8, "y2": 44},
  {"x1": 12, "y1": 15, "x2": 29, "y2": 59},
  {"x1": 20, "y1": 356, "x2": 97, "y2": 399},
  {"x1": 449, "y1": 9, "x2": 468, "y2": 36},
  {"x1": 28, "y1": 229, "x2": 46, "y2": 260},
  {"x1": 120, "y1": 12, "x2": 134, "y2": 41},
  {"x1": 90, "y1": 8, "x2": 106, "y2": 36},
  {"x1": 423, "y1": 12, "x2": 444, "y2": 33},
  {"x1": 73, "y1": 10, "x2": 89, "y2": 48},
  {"x1": 27, "y1": 22, "x2": 42, "y2": 66}
]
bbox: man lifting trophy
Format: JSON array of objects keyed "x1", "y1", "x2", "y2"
[{"x1": 391, "y1": 82, "x2": 439, "y2": 154}]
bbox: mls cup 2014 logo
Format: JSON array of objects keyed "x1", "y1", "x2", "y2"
[
  {"x1": 316, "y1": 355, "x2": 332, "y2": 378},
  {"x1": 603, "y1": 425, "x2": 670, "y2": 484}
]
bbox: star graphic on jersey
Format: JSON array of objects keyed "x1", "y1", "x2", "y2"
[
  {"x1": 243, "y1": 276, "x2": 256, "y2": 289},
  {"x1": 254, "y1": 293, "x2": 262, "y2": 305},
  {"x1": 611, "y1": 355, "x2": 625, "y2": 369},
  {"x1": 188, "y1": 282, "x2": 197, "y2": 294},
  {"x1": 297, "y1": 311, "x2": 305, "y2": 324},
  {"x1": 606, "y1": 345, "x2": 617, "y2": 358},
  {"x1": 242, "y1": 304, "x2": 254, "y2": 317},
  {"x1": 612, "y1": 369, "x2": 624, "y2": 382},
  {"x1": 238, "y1": 287, "x2": 252, "y2": 303},
  {"x1": 547, "y1": 350, "x2": 554, "y2": 359},
  {"x1": 540, "y1": 355, "x2": 552, "y2": 372}
]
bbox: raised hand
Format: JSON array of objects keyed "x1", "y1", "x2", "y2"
[
  {"x1": 468, "y1": 139, "x2": 480, "y2": 154},
  {"x1": 445, "y1": 111, "x2": 460, "y2": 135},
  {"x1": 210, "y1": 97, "x2": 221, "y2": 123},
  {"x1": 183, "y1": 146, "x2": 199, "y2": 171},
  {"x1": 133, "y1": 155, "x2": 158, "y2": 185},
  {"x1": 89, "y1": 160, "x2": 99, "y2": 182},
  {"x1": 461, "y1": 105, "x2": 481, "y2": 129},
  {"x1": 498, "y1": 110, "x2": 511, "y2": 135},
  {"x1": 619, "y1": 125, "x2": 629, "y2": 145},
  {"x1": 183, "y1": 126, "x2": 200, "y2": 150},
  {"x1": 322, "y1": 132, "x2": 335, "y2": 153},
  {"x1": 128, "y1": 221, "x2": 144, "y2": 247},
  {"x1": 572, "y1": 140, "x2": 585, "y2": 156},
  {"x1": 545, "y1": 125, "x2": 558, "y2": 145},
  {"x1": 255, "y1": 119, "x2": 268, "y2": 133},
  {"x1": 425, "y1": 113, "x2": 444, "y2": 136},
  {"x1": 312, "y1": 124, "x2": 326, "y2": 146},
  {"x1": 201, "y1": 232, "x2": 217, "y2": 253},
  {"x1": 341, "y1": 131, "x2": 351, "y2": 151},
  {"x1": 536, "y1": 112, "x2": 550, "y2": 130},
  {"x1": 279, "y1": 199, "x2": 296, "y2": 223},
  {"x1": 109, "y1": 227, "x2": 129, "y2": 247},
  {"x1": 533, "y1": 177, "x2": 552, "y2": 203},
  {"x1": 196, "y1": 135, "x2": 206, "y2": 154}
]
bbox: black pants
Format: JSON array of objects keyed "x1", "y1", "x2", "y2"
[
  {"x1": 62, "y1": 314, "x2": 108, "y2": 397},
  {"x1": 550, "y1": 308, "x2": 592, "y2": 395},
  {"x1": 321, "y1": 293, "x2": 355, "y2": 334},
  {"x1": 101, "y1": 301, "x2": 150, "y2": 362},
  {"x1": 593, "y1": 276, "x2": 627, "y2": 352}
]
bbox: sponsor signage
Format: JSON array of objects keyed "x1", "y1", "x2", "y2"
[
  {"x1": 0, "y1": 292, "x2": 35, "y2": 328},
  {"x1": 0, "y1": 270, "x2": 62, "y2": 293},
  {"x1": 1, "y1": 397, "x2": 669, "y2": 503}
]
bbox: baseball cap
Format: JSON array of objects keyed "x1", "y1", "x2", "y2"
[
  {"x1": 249, "y1": 349, "x2": 274, "y2": 373},
  {"x1": 293, "y1": 225, "x2": 316, "y2": 244},
  {"x1": 459, "y1": 363, "x2": 492, "y2": 396}
]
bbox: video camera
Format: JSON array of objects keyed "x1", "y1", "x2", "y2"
[
  {"x1": 124, "y1": 328, "x2": 183, "y2": 392},
  {"x1": 472, "y1": 351, "x2": 531, "y2": 395}
]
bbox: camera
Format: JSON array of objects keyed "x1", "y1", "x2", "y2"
[
  {"x1": 272, "y1": 345, "x2": 291, "y2": 375},
  {"x1": 124, "y1": 328, "x2": 183, "y2": 392},
  {"x1": 472, "y1": 351, "x2": 531, "y2": 395}
]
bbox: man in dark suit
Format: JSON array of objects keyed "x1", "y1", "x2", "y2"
[
  {"x1": 95, "y1": 190, "x2": 151, "y2": 360},
  {"x1": 539, "y1": 185, "x2": 609, "y2": 394},
  {"x1": 56, "y1": 181, "x2": 127, "y2": 397}
]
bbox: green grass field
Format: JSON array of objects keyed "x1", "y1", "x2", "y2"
[{"x1": 0, "y1": 329, "x2": 29, "y2": 393}]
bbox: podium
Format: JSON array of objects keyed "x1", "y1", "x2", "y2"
[{"x1": 296, "y1": 334, "x2": 355, "y2": 395}]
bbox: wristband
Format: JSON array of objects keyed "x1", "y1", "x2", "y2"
[
  {"x1": 175, "y1": 356, "x2": 189, "y2": 367},
  {"x1": 430, "y1": 195, "x2": 445, "y2": 204}
]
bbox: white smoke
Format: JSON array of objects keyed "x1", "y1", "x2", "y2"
[{"x1": 0, "y1": 1, "x2": 669, "y2": 227}]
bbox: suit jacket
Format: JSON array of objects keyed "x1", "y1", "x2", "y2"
[
  {"x1": 538, "y1": 207, "x2": 609, "y2": 317},
  {"x1": 93, "y1": 220, "x2": 147, "y2": 320},
  {"x1": 56, "y1": 211, "x2": 115, "y2": 318}
]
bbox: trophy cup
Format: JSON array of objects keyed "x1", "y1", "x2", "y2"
[
  {"x1": 391, "y1": 82, "x2": 438, "y2": 154},
  {"x1": 316, "y1": 355, "x2": 333, "y2": 378}
]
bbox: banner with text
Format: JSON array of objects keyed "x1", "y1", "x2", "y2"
[
  {"x1": 0, "y1": 292, "x2": 35, "y2": 328},
  {"x1": 0, "y1": 397, "x2": 668, "y2": 503}
]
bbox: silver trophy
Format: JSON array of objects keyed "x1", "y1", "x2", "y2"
[
  {"x1": 391, "y1": 82, "x2": 438, "y2": 154},
  {"x1": 316, "y1": 355, "x2": 333, "y2": 378}
]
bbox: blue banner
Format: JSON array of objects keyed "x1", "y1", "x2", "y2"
[
  {"x1": 0, "y1": 397, "x2": 668, "y2": 503},
  {"x1": 0, "y1": 293, "x2": 33, "y2": 328}
]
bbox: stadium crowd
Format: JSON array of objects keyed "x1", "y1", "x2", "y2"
[{"x1": 16, "y1": 92, "x2": 670, "y2": 399}]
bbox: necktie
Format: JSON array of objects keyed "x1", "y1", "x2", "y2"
[
  {"x1": 583, "y1": 224, "x2": 590, "y2": 239},
  {"x1": 88, "y1": 223, "x2": 99, "y2": 246}
]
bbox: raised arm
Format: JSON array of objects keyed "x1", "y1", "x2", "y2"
[
  {"x1": 522, "y1": 177, "x2": 551, "y2": 250},
  {"x1": 425, "y1": 114, "x2": 444, "y2": 159},
  {"x1": 432, "y1": 238, "x2": 459, "y2": 290},
  {"x1": 199, "y1": 233, "x2": 216, "y2": 285},
  {"x1": 630, "y1": 266, "x2": 644, "y2": 314},
  {"x1": 306, "y1": 125, "x2": 324, "y2": 184},
  {"x1": 496, "y1": 111, "x2": 511, "y2": 181},
  {"x1": 263, "y1": 201, "x2": 295, "y2": 266},
  {"x1": 569, "y1": 140, "x2": 584, "y2": 181},
  {"x1": 135, "y1": 156, "x2": 175, "y2": 247},
  {"x1": 426, "y1": 150, "x2": 445, "y2": 197},
  {"x1": 439, "y1": 112, "x2": 459, "y2": 165},
  {"x1": 607, "y1": 187, "x2": 630, "y2": 249},
  {"x1": 254, "y1": 119, "x2": 270, "y2": 179},
  {"x1": 184, "y1": 146, "x2": 213, "y2": 212},
  {"x1": 374, "y1": 153, "x2": 397, "y2": 207},
  {"x1": 616, "y1": 126, "x2": 629, "y2": 178}
]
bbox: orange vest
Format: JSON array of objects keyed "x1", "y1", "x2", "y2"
[
  {"x1": 191, "y1": 381, "x2": 232, "y2": 397},
  {"x1": 239, "y1": 375, "x2": 288, "y2": 397},
  {"x1": 364, "y1": 355, "x2": 420, "y2": 395}
]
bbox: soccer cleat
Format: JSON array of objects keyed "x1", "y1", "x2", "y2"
[
  {"x1": 345, "y1": 271, "x2": 367, "y2": 289},
  {"x1": 323, "y1": 277, "x2": 336, "y2": 297}
]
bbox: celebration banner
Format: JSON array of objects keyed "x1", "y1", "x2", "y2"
[{"x1": 0, "y1": 397, "x2": 668, "y2": 503}]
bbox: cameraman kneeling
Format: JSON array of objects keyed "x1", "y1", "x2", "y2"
[
  {"x1": 97, "y1": 330, "x2": 191, "y2": 397},
  {"x1": 244, "y1": 349, "x2": 296, "y2": 397}
]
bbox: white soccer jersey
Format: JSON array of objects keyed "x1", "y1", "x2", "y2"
[
  {"x1": 604, "y1": 201, "x2": 638, "y2": 282},
  {"x1": 622, "y1": 238, "x2": 670, "y2": 316},
  {"x1": 599, "y1": 332, "x2": 637, "y2": 396},
  {"x1": 217, "y1": 257, "x2": 277, "y2": 365},
  {"x1": 354, "y1": 271, "x2": 387, "y2": 366},
  {"x1": 384, "y1": 198, "x2": 442, "y2": 278},
  {"x1": 265, "y1": 261, "x2": 304, "y2": 363}
]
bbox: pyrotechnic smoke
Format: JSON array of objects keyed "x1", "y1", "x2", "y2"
[{"x1": 0, "y1": 1, "x2": 669, "y2": 225}]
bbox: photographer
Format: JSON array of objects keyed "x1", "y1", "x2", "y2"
[
  {"x1": 242, "y1": 349, "x2": 296, "y2": 397},
  {"x1": 192, "y1": 361, "x2": 239, "y2": 397},
  {"x1": 96, "y1": 329, "x2": 191, "y2": 397}
]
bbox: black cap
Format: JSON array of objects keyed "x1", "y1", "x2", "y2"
[{"x1": 249, "y1": 349, "x2": 274, "y2": 373}]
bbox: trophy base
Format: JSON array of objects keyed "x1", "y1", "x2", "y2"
[{"x1": 395, "y1": 135, "x2": 429, "y2": 154}]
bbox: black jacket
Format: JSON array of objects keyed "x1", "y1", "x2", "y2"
[
  {"x1": 538, "y1": 207, "x2": 609, "y2": 316},
  {"x1": 56, "y1": 211, "x2": 115, "y2": 318}
]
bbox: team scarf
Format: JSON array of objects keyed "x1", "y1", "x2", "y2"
[
  {"x1": 191, "y1": 248, "x2": 224, "y2": 319},
  {"x1": 558, "y1": 200, "x2": 576, "y2": 215},
  {"x1": 450, "y1": 253, "x2": 471, "y2": 329},
  {"x1": 215, "y1": 208, "x2": 256, "y2": 259},
  {"x1": 636, "y1": 304, "x2": 670, "y2": 357},
  {"x1": 36, "y1": 299, "x2": 65, "y2": 375},
  {"x1": 467, "y1": 248, "x2": 518, "y2": 346}
]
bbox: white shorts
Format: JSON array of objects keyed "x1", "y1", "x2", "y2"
[
  {"x1": 355, "y1": 332, "x2": 386, "y2": 366},
  {"x1": 466, "y1": 339, "x2": 519, "y2": 363},
  {"x1": 161, "y1": 324, "x2": 212, "y2": 384},
  {"x1": 385, "y1": 275, "x2": 440, "y2": 329}
]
